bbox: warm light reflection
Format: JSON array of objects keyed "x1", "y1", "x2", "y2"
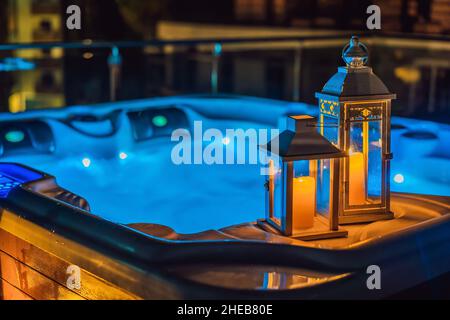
[{"x1": 83, "y1": 52, "x2": 94, "y2": 59}]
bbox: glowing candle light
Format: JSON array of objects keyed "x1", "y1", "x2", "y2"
[
  {"x1": 349, "y1": 152, "x2": 366, "y2": 205},
  {"x1": 292, "y1": 176, "x2": 315, "y2": 230}
]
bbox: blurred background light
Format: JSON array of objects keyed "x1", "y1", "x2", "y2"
[
  {"x1": 393, "y1": 173, "x2": 405, "y2": 184},
  {"x1": 82, "y1": 158, "x2": 91, "y2": 168}
]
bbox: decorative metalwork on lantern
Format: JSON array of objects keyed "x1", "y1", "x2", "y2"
[
  {"x1": 258, "y1": 115, "x2": 348, "y2": 240},
  {"x1": 315, "y1": 36, "x2": 397, "y2": 224}
]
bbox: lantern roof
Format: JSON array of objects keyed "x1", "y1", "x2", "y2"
[
  {"x1": 315, "y1": 36, "x2": 396, "y2": 101},
  {"x1": 260, "y1": 115, "x2": 346, "y2": 161}
]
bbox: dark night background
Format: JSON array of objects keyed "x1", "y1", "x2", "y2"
[{"x1": 0, "y1": 0, "x2": 449, "y2": 123}]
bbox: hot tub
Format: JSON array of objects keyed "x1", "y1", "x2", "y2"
[
  {"x1": 0, "y1": 95, "x2": 449, "y2": 299},
  {"x1": 2, "y1": 96, "x2": 449, "y2": 232}
]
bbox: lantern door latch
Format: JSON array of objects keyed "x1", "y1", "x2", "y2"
[{"x1": 384, "y1": 153, "x2": 394, "y2": 160}]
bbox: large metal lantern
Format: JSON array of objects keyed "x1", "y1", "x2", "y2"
[
  {"x1": 315, "y1": 36, "x2": 396, "y2": 224},
  {"x1": 258, "y1": 115, "x2": 347, "y2": 240}
]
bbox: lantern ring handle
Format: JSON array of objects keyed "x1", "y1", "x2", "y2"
[{"x1": 341, "y1": 42, "x2": 369, "y2": 67}]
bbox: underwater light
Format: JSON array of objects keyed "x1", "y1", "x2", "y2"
[
  {"x1": 82, "y1": 158, "x2": 91, "y2": 168},
  {"x1": 393, "y1": 174, "x2": 404, "y2": 184},
  {"x1": 152, "y1": 115, "x2": 168, "y2": 127},
  {"x1": 222, "y1": 137, "x2": 230, "y2": 145},
  {"x1": 119, "y1": 152, "x2": 128, "y2": 160},
  {"x1": 5, "y1": 130, "x2": 25, "y2": 143}
]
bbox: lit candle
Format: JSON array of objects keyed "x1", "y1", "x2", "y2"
[
  {"x1": 292, "y1": 176, "x2": 315, "y2": 230},
  {"x1": 349, "y1": 152, "x2": 366, "y2": 205}
]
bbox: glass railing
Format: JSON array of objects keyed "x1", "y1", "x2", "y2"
[{"x1": 0, "y1": 33, "x2": 449, "y2": 123}]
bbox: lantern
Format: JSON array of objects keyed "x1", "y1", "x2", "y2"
[
  {"x1": 258, "y1": 115, "x2": 347, "y2": 240},
  {"x1": 315, "y1": 36, "x2": 396, "y2": 224}
]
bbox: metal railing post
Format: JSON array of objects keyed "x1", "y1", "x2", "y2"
[
  {"x1": 292, "y1": 43, "x2": 302, "y2": 102},
  {"x1": 427, "y1": 66, "x2": 438, "y2": 114},
  {"x1": 211, "y1": 43, "x2": 222, "y2": 94},
  {"x1": 108, "y1": 46, "x2": 122, "y2": 102}
]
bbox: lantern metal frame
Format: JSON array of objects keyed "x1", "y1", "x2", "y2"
[{"x1": 258, "y1": 115, "x2": 348, "y2": 241}]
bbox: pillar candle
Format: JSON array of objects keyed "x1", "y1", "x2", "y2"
[
  {"x1": 349, "y1": 152, "x2": 366, "y2": 205},
  {"x1": 292, "y1": 176, "x2": 315, "y2": 230}
]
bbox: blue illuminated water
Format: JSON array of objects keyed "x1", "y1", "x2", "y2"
[{"x1": 3, "y1": 97, "x2": 449, "y2": 233}]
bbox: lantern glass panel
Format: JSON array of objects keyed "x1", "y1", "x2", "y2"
[
  {"x1": 367, "y1": 120, "x2": 383, "y2": 203},
  {"x1": 267, "y1": 155, "x2": 283, "y2": 226},
  {"x1": 347, "y1": 120, "x2": 383, "y2": 207},
  {"x1": 321, "y1": 115, "x2": 339, "y2": 146},
  {"x1": 293, "y1": 159, "x2": 311, "y2": 178},
  {"x1": 317, "y1": 158, "x2": 331, "y2": 218}
]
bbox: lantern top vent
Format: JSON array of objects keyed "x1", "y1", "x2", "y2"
[{"x1": 315, "y1": 36, "x2": 396, "y2": 101}]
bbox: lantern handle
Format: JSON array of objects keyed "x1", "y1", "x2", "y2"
[{"x1": 342, "y1": 36, "x2": 369, "y2": 68}]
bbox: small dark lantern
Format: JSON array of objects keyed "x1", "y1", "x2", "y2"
[{"x1": 258, "y1": 115, "x2": 348, "y2": 240}]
